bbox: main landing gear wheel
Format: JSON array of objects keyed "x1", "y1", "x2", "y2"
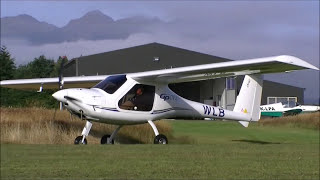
[
  {"x1": 101, "y1": 135, "x2": 114, "y2": 144},
  {"x1": 154, "y1": 134, "x2": 168, "y2": 144},
  {"x1": 74, "y1": 136, "x2": 87, "y2": 145}
]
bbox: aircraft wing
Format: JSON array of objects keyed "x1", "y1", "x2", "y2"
[
  {"x1": 0, "y1": 75, "x2": 107, "y2": 90},
  {"x1": 129, "y1": 55, "x2": 319, "y2": 83},
  {"x1": 1, "y1": 55, "x2": 318, "y2": 89}
]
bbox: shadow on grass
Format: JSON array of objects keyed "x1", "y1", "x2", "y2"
[
  {"x1": 88, "y1": 129, "x2": 143, "y2": 144},
  {"x1": 232, "y1": 139, "x2": 281, "y2": 145}
]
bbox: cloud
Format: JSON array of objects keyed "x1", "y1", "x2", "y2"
[{"x1": 2, "y1": 34, "x2": 152, "y2": 65}]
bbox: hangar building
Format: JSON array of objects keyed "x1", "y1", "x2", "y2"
[{"x1": 63, "y1": 43, "x2": 304, "y2": 110}]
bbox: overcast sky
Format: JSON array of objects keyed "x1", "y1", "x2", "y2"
[{"x1": 1, "y1": 1, "x2": 319, "y2": 104}]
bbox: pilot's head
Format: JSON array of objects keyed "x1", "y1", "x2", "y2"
[{"x1": 136, "y1": 87, "x2": 144, "y2": 96}]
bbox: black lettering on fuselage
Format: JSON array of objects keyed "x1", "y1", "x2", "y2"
[
  {"x1": 203, "y1": 105, "x2": 211, "y2": 115},
  {"x1": 261, "y1": 106, "x2": 276, "y2": 111},
  {"x1": 203, "y1": 105, "x2": 225, "y2": 117},
  {"x1": 219, "y1": 108, "x2": 225, "y2": 117}
]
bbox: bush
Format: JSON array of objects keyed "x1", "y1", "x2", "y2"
[{"x1": 0, "y1": 87, "x2": 57, "y2": 108}]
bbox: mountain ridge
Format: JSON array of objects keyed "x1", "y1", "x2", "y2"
[{"x1": 1, "y1": 10, "x2": 165, "y2": 44}]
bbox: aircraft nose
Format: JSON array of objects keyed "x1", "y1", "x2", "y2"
[{"x1": 52, "y1": 90, "x2": 68, "y2": 102}]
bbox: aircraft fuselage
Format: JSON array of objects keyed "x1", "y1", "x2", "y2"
[{"x1": 53, "y1": 76, "x2": 250, "y2": 125}]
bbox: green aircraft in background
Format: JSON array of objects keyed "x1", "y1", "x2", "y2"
[{"x1": 260, "y1": 102, "x2": 320, "y2": 117}]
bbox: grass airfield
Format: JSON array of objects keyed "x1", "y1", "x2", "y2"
[
  {"x1": 1, "y1": 143, "x2": 318, "y2": 179},
  {"x1": 1, "y1": 109, "x2": 319, "y2": 179}
]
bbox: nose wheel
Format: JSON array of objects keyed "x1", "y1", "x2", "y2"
[
  {"x1": 74, "y1": 136, "x2": 87, "y2": 144},
  {"x1": 74, "y1": 120, "x2": 92, "y2": 145},
  {"x1": 154, "y1": 134, "x2": 168, "y2": 144}
]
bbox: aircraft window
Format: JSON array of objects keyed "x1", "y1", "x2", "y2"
[
  {"x1": 267, "y1": 97, "x2": 276, "y2": 104},
  {"x1": 282, "y1": 102, "x2": 289, "y2": 108},
  {"x1": 288, "y1": 98, "x2": 297, "y2": 107},
  {"x1": 93, "y1": 75, "x2": 127, "y2": 94},
  {"x1": 118, "y1": 84, "x2": 155, "y2": 111}
]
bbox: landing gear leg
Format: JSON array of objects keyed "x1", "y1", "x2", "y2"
[
  {"x1": 148, "y1": 120, "x2": 168, "y2": 144},
  {"x1": 74, "y1": 120, "x2": 92, "y2": 145},
  {"x1": 101, "y1": 125, "x2": 123, "y2": 144}
]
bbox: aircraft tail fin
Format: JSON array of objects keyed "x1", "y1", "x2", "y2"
[{"x1": 233, "y1": 75, "x2": 263, "y2": 127}]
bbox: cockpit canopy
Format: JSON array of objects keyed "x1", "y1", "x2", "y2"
[{"x1": 93, "y1": 75, "x2": 127, "y2": 94}]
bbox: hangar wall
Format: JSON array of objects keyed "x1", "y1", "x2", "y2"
[
  {"x1": 63, "y1": 43, "x2": 231, "y2": 77},
  {"x1": 200, "y1": 79, "x2": 225, "y2": 106},
  {"x1": 262, "y1": 80, "x2": 304, "y2": 105},
  {"x1": 235, "y1": 76, "x2": 304, "y2": 106}
]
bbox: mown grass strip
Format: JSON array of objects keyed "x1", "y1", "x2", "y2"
[
  {"x1": 1, "y1": 109, "x2": 319, "y2": 179},
  {"x1": 169, "y1": 119, "x2": 319, "y2": 145},
  {"x1": 1, "y1": 144, "x2": 319, "y2": 180}
]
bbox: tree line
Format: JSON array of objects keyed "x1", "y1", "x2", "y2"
[
  {"x1": 0, "y1": 46, "x2": 68, "y2": 108},
  {"x1": 0, "y1": 46, "x2": 68, "y2": 81}
]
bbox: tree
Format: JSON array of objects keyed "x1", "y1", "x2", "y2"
[
  {"x1": 15, "y1": 55, "x2": 55, "y2": 79},
  {"x1": 29, "y1": 55, "x2": 55, "y2": 78},
  {"x1": 0, "y1": 46, "x2": 16, "y2": 80},
  {"x1": 51, "y1": 56, "x2": 68, "y2": 77}
]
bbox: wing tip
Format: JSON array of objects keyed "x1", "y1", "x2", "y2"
[{"x1": 276, "y1": 55, "x2": 319, "y2": 70}]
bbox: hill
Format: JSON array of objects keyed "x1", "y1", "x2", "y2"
[{"x1": 1, "y1": 10, "x2": 164, "y2": 45}]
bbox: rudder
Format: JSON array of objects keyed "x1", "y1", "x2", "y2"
[{"x1": 234, "y1": 75, "x2": 263, "y2": 127}]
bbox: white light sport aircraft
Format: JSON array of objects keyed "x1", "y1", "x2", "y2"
[
  {"x1": 1, "y1": 55, "x2": 318, "y2": 144},
  {"x1": 260, "y1": 102, "x2": 320, "y2": 117}
]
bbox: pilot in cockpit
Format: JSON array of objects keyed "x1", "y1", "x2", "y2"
[{"x1": 120, "y1": 86, "x2": 145, "y2": 110}]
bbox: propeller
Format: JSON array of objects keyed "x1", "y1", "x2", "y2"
[
  {"x1": 58, "y1": 56, "x2": 65, "y2": 110},
  {"x1": 53, "y1": 56, "x2": 67, "y2": 121}
]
